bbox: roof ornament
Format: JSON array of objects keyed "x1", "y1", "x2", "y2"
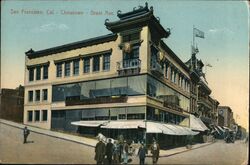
[
  {"x1": 156, "y1": 17, "x2": 160, "y2": 22},
  {"x1": 145, "y1": 2, "x2": 148, "y2": 8},
  {"x1": 105, "y1": 19, "x2": 110, "y2": 23},
  {"x1": 117, "y1": 10, "x2": 122, "y2": 16},
  {"x1": 150, "y1": 6, "x2": 154, "y2": 11}
]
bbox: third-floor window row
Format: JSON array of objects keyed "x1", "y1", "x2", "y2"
[
  {"x1": 28, "y1": 89, "x2": 48, "y2": 102},
  {"x1": 56, "y1": 53, "x2": 111, "y2": 78},
  {"x1": 28, "y1": 65, "x2": 49, "y2": 82}
]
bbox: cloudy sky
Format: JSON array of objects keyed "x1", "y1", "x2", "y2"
[{"x1": 1, "y1": 0, "x2": 249, "y2": 129}]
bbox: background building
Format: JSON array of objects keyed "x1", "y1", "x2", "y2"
[
  {"x1": 218, "y1": 106, "x2": 234, "y2": 129},
  {"x1": 0, "y1": 85, "x2": 24, "y2": 122}
]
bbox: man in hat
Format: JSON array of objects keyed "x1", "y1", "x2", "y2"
[
  {"x1": 106, "y1": 138, "x2": 114, "y2": 165},
  {"x1": 138, "y1": 141, "x2": 147, "y2": 165},
  {"x1": 150, "y1": 139, "x2": 160, "y2": 165},
  {"x1": 122, "y1": 140, "x2": 129, "y2": 164},
  {"x1": 95, "y1": 137, "x2": 106, "y2": 165},
  {"x1": 23, "y1": 126, "x2": 30, "y2": 144}
]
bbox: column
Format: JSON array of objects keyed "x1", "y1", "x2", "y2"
[
  {"x1": 79, "y1": 58, "x2": 83, "y2": 74},
  {"x1": 100, "y1": 55, "x2": 103, "y2": 71}
]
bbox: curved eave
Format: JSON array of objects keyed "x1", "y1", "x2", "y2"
[
  {"x1": 26, "y1": 33, "x2": 118, "y2": 59},
  {"x1": 105, "y1": 12, "x2": 170, "y2": 38}
]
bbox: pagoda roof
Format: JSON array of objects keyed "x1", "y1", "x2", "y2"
[{"x1": 105, "y1": 3, "x2": 170, "y2": 39}]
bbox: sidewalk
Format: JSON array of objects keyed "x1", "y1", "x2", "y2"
[{"x1": 0, "y1": 119, "x2": 214, "y2": 157}]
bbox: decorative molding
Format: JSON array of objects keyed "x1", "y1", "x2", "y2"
[{"x1": 27, "y1": 61, "x2": 50, "y2": 69}]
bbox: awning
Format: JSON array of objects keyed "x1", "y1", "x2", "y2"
[
  {"x1": 101, "y1": 120, "x2": 145, "y2": 129},
  {"x1": 71, "y1": 121, "x2": 108, "y2": 127},
  {"x1": 190, "y1": 114, "x2": 209, "y2": 131},
  {"x1": 164, "y1": 124, "x2": 199, "y2": 136},
  {"x1": 213, "y1": 125, "x2": 222, "y2": 135},
  {"x1": 217, "y1": 126, "x2": 225, "y2": 132}
]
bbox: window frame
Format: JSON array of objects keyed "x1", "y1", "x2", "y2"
[
  {"x1": 64, "y1": 61, "x2": 71, "y2": 77},
  {"x1": 93, "y1": 56, "x2": 100, "y2": 72},
  {"x1": 28, "y1": 90, "x2": 33, "y2": 102},
  {"x1": 35, "y1": 90, "x2": 40, "y2": 101},
  {"x1": 42, "y1": 89, "x2": 48, "y2": 101},
  {"x1": 34, "y1": 110, "x2": 40, "y2": 122},
  {"x1": 43, "y1": 65, "x2": 48, "y2": 79},
  {"x1": 83, "y1": 57, "x2": 90, "y2": 73},
  {"x1": 29, "y1": 68, "x2": 34, "y2": 81},
  {"x1": 28, "y1": 111, "x2": 33, "y2": 122},
  {"x1": 73, "y1": 59, "x2": 80, "y2": 75},
  {"x1": 56, "y1": 63, "x2": 63, "y2": 77},
  {"x1": 103, "y1": 53, "x2": 111, "y2": 71},
  {"x1": 36, "y1": 66, "x2": 41, "y2": 80},
  {"x1": 42, "y1": 110, "x2": 48, "y2": 121}
]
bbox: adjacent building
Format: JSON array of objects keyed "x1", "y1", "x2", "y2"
[
  {"x1": 218, "y1": 106, "x2": 234, "y2": 129},
  {"x1": 0, "y1": 86, "x2": 24, "y2": 122}
]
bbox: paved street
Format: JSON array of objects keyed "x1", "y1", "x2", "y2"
[{"x1": 0, "y1": 122, "x2": 248, "y2": 164}]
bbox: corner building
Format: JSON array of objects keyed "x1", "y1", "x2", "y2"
[{"x1": 24, "y1": 3, "x2": 196, "y2": 148}]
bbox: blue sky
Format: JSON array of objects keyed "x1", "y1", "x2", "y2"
[{"x1": 1, "y1": 0, "x2": 248, "y2": 129}]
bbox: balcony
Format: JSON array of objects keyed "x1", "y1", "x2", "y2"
[
  {"x1": 117, "y1": 59, "x2": 141, "y2": 76},
  {"x1": 151, "y1": 61, "x2": 164, "y2": 76}
]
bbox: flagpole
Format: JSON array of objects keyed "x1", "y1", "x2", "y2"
[{"x1": 193, "y1": 25, "x2": 195, "y2": 47}]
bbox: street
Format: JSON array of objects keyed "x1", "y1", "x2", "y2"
[{"x1": 0, "y1": 123, "x2": 248, "y2": 164}]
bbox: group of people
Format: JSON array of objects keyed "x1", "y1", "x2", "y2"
[
  {"x1": 95, "y1": 137, "x2": 160, "y2": 165},
  {"x1": 95, "y1": 138, "x2": 130, "y2": 165}
]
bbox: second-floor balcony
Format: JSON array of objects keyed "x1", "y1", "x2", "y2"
[
  {"x1": 151, "y1": 61, "x2": 164, "y2": 76},
  {"x1": 117, "y1": 59, "x2": 141, "y2": 76}
]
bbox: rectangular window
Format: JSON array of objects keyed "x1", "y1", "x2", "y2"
[
  {"x1": 93, "y1": 56, "x2": 100, "y2": 72},
  {"x1": 42, "y1": 110, "x2": 48, "y2": 121},
  {"x1": 28, "y1": 91, "x2": 33, "y2": 102},
  {"x1": 36, "y1": 66, "x2": 41, "y2": 80},
  {"x1": 35, "y1": 110, "x2": 40, "y2": 121},
  {"x1": 165, "y1": 63, "x2": 168, "y2": 79},
  {"x1": 73, "y1": 60, "x2": 79, "y2": 75},
  {"x1": 64, "y1": 61, "x2": 71, "y2": 76},
  {"x1": 103, "y1": 53, "x2": 111, "y2": 71},
  {"x1": 43, "y1": 65, "x2": 48, "y2": 79},
  {"x1": 56, "y1": 63, "x2": 62, "y2": 77},
  {"x1": 28, "y1": 111, "x2": 33, "y2": 122},
  {"x1": 42, "y1": 89, "x2": 48, "y2": 101},
  {"x1": 29, "y1": 68, "x2": 34, "y2": 81},
  {"x1": 83, "y1": 57, "x2": 90, "y2": 73},
  {"x1": 35, "y1": 90, "x2": 40, "y2": 101}
]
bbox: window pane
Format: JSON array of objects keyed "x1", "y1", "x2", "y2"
[
  {"x1": 110, "y1": 77, "x2": 127, "y2": 96},
  {"x1": 28, "y1": 111, "x2": 33, "y2": 122},
  {"x1": 28, "y1": 91, "x2": 33, "y2": 102},
  {"x1": 93, "y1": 79, "x2": 111, "y2": 97},
  {"x1": 35, "y1": 90, "x2": 40, "y2": 101},
  {"x1": 65, "y1": 61, "x2": 71, "y2": 76},
  {"x1": 56, "y1": 63, "x2": 62, "y2": 77},
  {"x1": 83, "y1": 57, "x2": 90, "y2": 73},
  {"x1": 80, "y1": 81, "x2": 95, "y2": 99},
  {"x1": 42, "y1": 110, "x2": 48, "y2": 121},
  {"x1": 103, "y1": 54, "x2": 110, "y2": 71},
  {"x1": 93, "y1": 56, "x2": 100, "y2": 72},
  {"x1": 73, "y1": 60, "x2": 79, "y2": 75},
  {"x1": 36, "y1": 66, "x2": 41, "y2": 80},
  {"x1": 43, "y1": 65, "x2": 48, "y2": 79},
  {"x1": 29, "y1": 68, "x2": 34, "y2": 81},
  {"x1": 128, "y1": 75, "x2": 146, "y2": 95},
  {"x1": 43, "y1": 89, "x2": 48, "y2": 101},
  {"x1": 35, "y1": 110, "x2": 40, "y2": 121}
]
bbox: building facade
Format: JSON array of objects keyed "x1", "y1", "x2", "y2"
[
  {"x1": 24, "y1": 3, "x2": 200, "y2": 147},
  {"x1": 218, "y1": 106, "x2": 234, "y2": 128},
  {"x1": 0, "y1": 86, "x2": 24, "y2": 122}
]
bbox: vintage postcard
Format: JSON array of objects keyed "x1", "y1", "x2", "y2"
[{"x1": 0, "y1": 0, "x2": 249, "y2": 164}]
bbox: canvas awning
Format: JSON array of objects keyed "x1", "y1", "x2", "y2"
[
  {"x1": 101, "y1": 120, "x2": 145, "y2": 129},
  {"x1": 71, "y1": 120, "x2": 108, "y2": 127},
  {"x1": 189, "y1": 114, "x2": 209, "y2": 131}
]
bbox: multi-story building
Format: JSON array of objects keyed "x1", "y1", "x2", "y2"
[
  {"x1": 0, "y1": 86, "x2": 24, "y2": 122},
  {"x1": 24, "y1": 3, "x2": 198, "y2": 147},
  {"x1": 218, "y1": 106, "x2": 233, "y2": 128}
]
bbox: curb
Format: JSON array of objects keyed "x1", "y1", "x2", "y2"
[
  {"x1": 159, "y1": 142, "x2": 215, "y2": 157},
  {"x1": 0, "y1": 120, "x2": 95, "y2": 148}
]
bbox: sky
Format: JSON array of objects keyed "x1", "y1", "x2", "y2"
[{"x1": 1, "y1": 0, "x2": 249, "y2": 130}]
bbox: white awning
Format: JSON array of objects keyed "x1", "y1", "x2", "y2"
[
  {"x1": 101, "y1": 120, "x2": 144, "y2": 129},
  {"x1": 71, "y1": 121, "x2": 108, "y2": 127},
  {"x1": 164, "y1": 124, "x2": 199, "y2": 136},
  {"x1": 190, "y1": 114, "x2": 209, "y2": 131},
  {"x1": 217, "y1": 126, "x2": 225, "y2": 132}
]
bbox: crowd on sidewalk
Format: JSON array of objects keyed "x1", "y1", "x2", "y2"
[{"x1": 94, "y1": 135, "x2": 160, "y2": 165}]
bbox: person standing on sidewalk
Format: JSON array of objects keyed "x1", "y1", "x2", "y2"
[
  {"x1": 138, "y1": 142, "x2": 147, "y2": 165},
  {"x1": 105, "y1": 138, "x2": 114, "y2": 165},
  {"x1": 95, "y1": 138, "x2": 106, "y2": 165},
  {"x1": 150, "y1": 139, "x2": 160, "y2": 165},
  {"x1": 23, "y1": 126, "x2": 30, "y2": 144},
  {"x1": 113, "y1": 141, "x2": 120, "y2": 164},
  {"x1": 122, "y1": 140, "x2": 129, "y2": 164}
]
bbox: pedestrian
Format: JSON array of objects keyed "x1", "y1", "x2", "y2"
[
  {"x1": 95, "y1": 137, "x2": 106, "y2": 165},
  {"x1": 122, "y1": 140, "x2": 129, "y2": 165},
  {"x1": 113, "y1": 141, "x2": 120, "y2": 164},
  {"x1": 106, "y1": 138, "x2": 114, "y2": 165},
  {"x1": 150, "y1": 139, "x2": 160, "y2": 165},
  {"x1": 23, "y1": 126, "x2": 30, "y2": 144},
  {"x1": 138, "y1": 142, "x2": 147, "y2": 165}
]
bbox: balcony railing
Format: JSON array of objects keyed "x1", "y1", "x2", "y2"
[
  {"x1": 117, "y1": 59, "x2": 141, "y2": 76},
  {"x1": 151, "y1": 61, "x2": 164, "y2": 75}
]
